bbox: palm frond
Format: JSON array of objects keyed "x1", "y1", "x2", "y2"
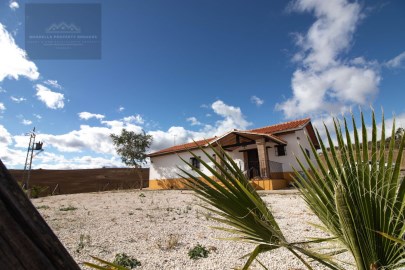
[
  {"x1": 179, "y1": 143, "x2": 344, "y2": 270},
  {"x1": 295, "y1": 111, "x2": 405, "y2": 269}
]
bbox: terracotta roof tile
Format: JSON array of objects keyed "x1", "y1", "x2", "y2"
[
  {"x1": 249, "y1": 118, "x2": 310, "y2": 134},
  {"x1": 148, "y1": 138, "x2": 215, "y2": 157},
  {"x1": 148, "y1": 118, "x2": 311, "y2": 157}
]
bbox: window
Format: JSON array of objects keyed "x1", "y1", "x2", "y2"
[
  {"x1": 305, "y1": 148, "x2": 311, "y2": 158},
  {"x1": 190, "y1": 157, "x2": 200, "y2": 169},
  {"x1": 275, "y1": 145, "x2": 286, "y2": 156}
]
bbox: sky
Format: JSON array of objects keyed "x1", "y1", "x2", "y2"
[{"x1": 0, "y1": 0, "x2": 405, "y2": 169}]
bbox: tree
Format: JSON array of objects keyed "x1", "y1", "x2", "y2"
[{"x1": 110, "y1": 129, "x2": 152, "y2": 190}]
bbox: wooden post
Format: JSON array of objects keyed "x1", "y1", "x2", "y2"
[
  {"x1": 0, "y1": 159, "x2": 80, "y2": 269},
  {"x1": 256, "y1": 138, "x2": 270, "y2": 178}
]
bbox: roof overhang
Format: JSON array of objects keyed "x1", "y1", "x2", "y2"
[{"x1": 210, "y1": 131, "x2": 287, "y2": 151}]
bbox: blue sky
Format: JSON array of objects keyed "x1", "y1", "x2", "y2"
[{"x1": 1, "y1": 0, "x2": 405, "y2": 169}]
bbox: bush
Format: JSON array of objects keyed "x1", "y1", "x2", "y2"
[
  {"x1": 30, "y1": 185, "x2": 48, "y2": 198},
  {"x1": 113, "y1": 253, "x2": 141, "y2": 269},
  {"x1": 188, "y1": 244, "x2": 209, "y2": 260}
]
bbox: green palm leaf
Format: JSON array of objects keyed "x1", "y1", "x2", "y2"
[
  {"x1": 295, "y1": 111, "x2": 405, "y2": 269},
  {"x1": 179, "y1": 142, "x2": 343, "y2": 270}
]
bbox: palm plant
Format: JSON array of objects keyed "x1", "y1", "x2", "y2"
[
  {"x1": 178, "y1": 147, "x2": 343, "y2": 270},
  {"x1": 295, "y1": 111, "x2": 405, "y2": 269},
  {"x1": 179, "y1": 111, "x2": 405, "y2": 269}
]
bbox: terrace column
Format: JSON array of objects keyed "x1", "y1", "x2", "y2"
[
  {"x1": 256, "y1": 138, "x2": 269, "y2": 178},
  {"x1": 214, "y1": 147, "x2": 225, "y2": 179}
]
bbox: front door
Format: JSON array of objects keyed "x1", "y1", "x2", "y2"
[{"x1": 247, "y1": 149, "x2": 259, "y2": 179}]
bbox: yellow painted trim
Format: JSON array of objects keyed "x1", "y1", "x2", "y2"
[{"x1": 150, "y1": 175, "x2": 292, "y2": 190}]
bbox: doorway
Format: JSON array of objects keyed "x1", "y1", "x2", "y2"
[{"x1": 246, "y1": 149, "x2": 259, "y2": 179}]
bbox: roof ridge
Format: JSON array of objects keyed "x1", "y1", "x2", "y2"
[{"x1": 248, "y1": 117, "x2": 310, "y2": 132}]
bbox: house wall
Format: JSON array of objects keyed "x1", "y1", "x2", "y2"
[
  {"x1": 149, "y1": 148, "x2": 215, "y2": 189},
  {"x1": 267, "y1": 130, "x2": 316, "y2": 181}
]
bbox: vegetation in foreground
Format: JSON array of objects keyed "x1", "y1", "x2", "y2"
[{"x1": 179, "y1": 111, "x2": 405, "y2": 270}]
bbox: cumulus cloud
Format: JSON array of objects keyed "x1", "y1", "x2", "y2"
[
  {"x1": 118, "y1": 106, "x2": 125, "y2": 112},
  {"x1": 186, "y1": 117, "x2": 202, "y2": 126},
  {"x1": 43, "y1": 79, "x2": 62, "y2": 89},
  {"x1": 385, "y1": 51, "x2": 405, "y2": 69},
  {"x1": 0, "y1": 86, "x2": 6, "y2": 93},
  {"x1": 33, "y1": 114, "x2": 42, "y2": 119},
  {"x1": 13, "y1": 118, "x2": 144, "y2": 155},
  {"x1": 277, "y1": 0, "x2": 380, "y2": 118},
  {"x1": 148, "y1": 100, "x2": 252, "y2": 152},
  {"x1": 35, "y1": 84, "x2": 65, "y2": 109},
  {"x1": 0, "y1": 125, "x2": 12, "y2": 146},
  {"x1": 10, "y1": 96, "x2": 26, "y2": 103},
  {"x1": 8, "y1": 100, "x2": 252, "y2": 168},
  {"x1": 9, "y1": 1, "x2": 19, "y2": 10},
  {"x1": 78, "y1": 111, "x2": 105, "y2": 120},
  {"x1": 250, "y1": 95, "x2": 264, "y2": 106},
  {"x1": 123, "y1": 114, "x2": 144, "y2": 124},
  {"x1": 211, "y1": 100, "x2": 252, "y2": 134},
  {"x1": 0, "y1": 103, "x2": 5, "y2": 112},
  {"x1": 21, "y1": 119, "x2": 32, "y2": 125},
  {"x1": 0, "y1": 23, "x2": 39, "y2": 81}
]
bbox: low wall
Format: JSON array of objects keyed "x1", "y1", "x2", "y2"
[{"x1": 9, "y1": 168, "x2": 149, "y2": 197}]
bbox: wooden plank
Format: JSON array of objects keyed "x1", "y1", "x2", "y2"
[{"x1": 0, "y1": 159, "x2": 80, "y2": 270}]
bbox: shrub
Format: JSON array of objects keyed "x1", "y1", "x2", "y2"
[
  {"x1": 59, "y1": 205, "x2": 77, "y2": 211},
  {"x1": 30, "y1": 185, "x2": 48, "y2": 198},
  {"x1": 188, "y1": 244, "x2": 209, "y2": 260},
  {"x1": 112, "y1": 253, "x2": 141, "y2": 269}
]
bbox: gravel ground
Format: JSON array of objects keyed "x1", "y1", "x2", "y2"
[{"x1": 32, "y1": 190, "x2": 353, "y2": 270}]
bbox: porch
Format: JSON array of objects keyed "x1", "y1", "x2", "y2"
[
  {"x1": 242, "y1": 160, "x2": 289, "y2": 190},
  {"x1": 213, "y1": 130, "x2": 290, "y2": 190}
]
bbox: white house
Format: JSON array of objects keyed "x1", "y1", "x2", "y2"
[{"x1": 148, "y1": 118, "x2": 320, "y2": 190}]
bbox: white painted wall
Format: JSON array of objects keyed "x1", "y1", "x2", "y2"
[
  {"x1": 266, "y1": 129, "x2": 316, "y2": 172},
  {"x1": 150, "y1": 148, "x2": 216, "y2": 180}
]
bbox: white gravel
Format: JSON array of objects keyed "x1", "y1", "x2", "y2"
[{"x1": 32, "y1": 190, "x2": 353, "y2": 270}]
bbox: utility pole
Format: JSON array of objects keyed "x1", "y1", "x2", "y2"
[{"x1": 22, "y1": 127, "x2": 43, "y2": 190}]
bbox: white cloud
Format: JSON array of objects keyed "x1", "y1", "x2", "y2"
[
  {"x1": 0, "y1": 103, "x2": 5, "y2": 111},
  {"x1": 385, "y1": 51, "x2": 405, "y2": 69},
  {"x1": 78, "y1": 111, "x2": 105, "y2": 120},
  {"x1": 21, "y1": 119, "x2": 32, "y2": 125},
  {"x1": 0, "y1": 23, "x2": 39, "y2": 81},
  {"x1": 277, "y1": 0, "x2": 380, "y2": 118},
  {"x1": 118, "y1": 106, "x2": 125, "y2": 112},
  {"x1": 211, "y1": 100, "x2": 252, "y2": 134},
  {"x1": 0, "y1": 86, "x2": 6, "y2": 93},
  {"x1": 0, "y1": 125, "x2": 12, "y2": 146},
  {"x1": 33, "y1": 114, "x2": 42, "y2": 119},
  {"x1": 9, "y1": 1, "x2": 19, "y2": 10},
  {"x1": 10, "y1": 96, "x2": 26, "y2": 103},
  {"x1": 250, "y1": 95, "x2": 264, "y2": 106},
  {"x1": 13, "y1": 119, "x2": 144, "y2": 155},
  {"x1": 148, "y1": 100, "x2": 252, "y2": 152},
  {"x1": 123, "y1": 114, "x2": 144, "y2": 124},
  {"x1": 43, "y1": 79, "x2": 62, "y2": 89},
  {"x1": 35, "y1": 84, "x2": 65, "y2": 109},
  {"x1": 186, "y1": 117, "x2": 202, "y2": 126},
  {"x1": 8, "y1": 100, "x2": 251, "y2": 168}
]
